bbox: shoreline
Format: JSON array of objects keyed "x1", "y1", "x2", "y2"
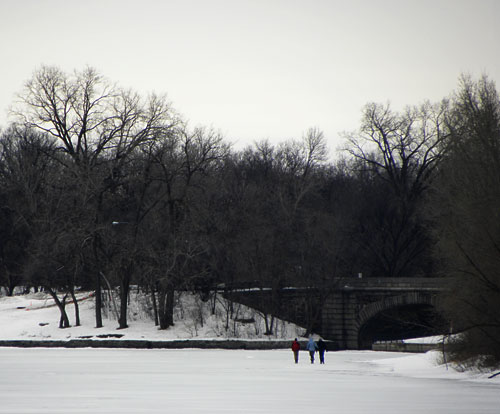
[{"x1": 0, "y1": 339, "x2": 299, "y2": 350}]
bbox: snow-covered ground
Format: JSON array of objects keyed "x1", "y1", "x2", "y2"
[
  {"x1": 0, "y1": 290, "x2": 303, "y2": 341},
  {"x1": 0, "y1": 291, "x2": 499, "y2": 413}
]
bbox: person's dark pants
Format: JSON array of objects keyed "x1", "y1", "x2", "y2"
[
  {"x1": 309, "y1": 351, "x2": 315, "y2": 363},
  {"x1": 293, "y1": 350, "x2": 299, "y2": 363},
  {"x1": 319, "y1": 350, "x2": 325, "y2": 364}
]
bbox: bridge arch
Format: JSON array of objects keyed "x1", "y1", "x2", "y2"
[{"x1": 356, "y1": 292, "x2": 443, "y2": 349}]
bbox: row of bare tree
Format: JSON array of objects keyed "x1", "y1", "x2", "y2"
[
  {"x1": 0, "y1": 67, "x2": 498, "y2": 366},
  {"x1": 345, "y1": 75, "x2": 500, "y2": 366}
]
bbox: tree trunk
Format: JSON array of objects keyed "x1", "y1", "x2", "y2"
[
  {"x1": 93, "y1": 235, "x2": 103, "y2": 328},
  {"x1": 100, "y1": 272, "x2": 119, "y2": 320},
  {"x1": 118, "y1": 273, "x2": 130, "y2": 329},
  {"x1": 269, "y1": 315, "x2": 275, "y2": 335},
  {"x1": 69, "y1": 288, "x2": 80, "y2": 326},
  {"x1": 211, "y1": 290, "x2": 217, "y2": 315},
  {"x1": 46, "y1": 287, "x2": 71, "y2": 328},
  {"x1": 95, "y1": 270, "x2": 103, "y2": 328},
  {"x1": 158, "y1": 284, "x2": 175, "y2": 329},
  {"x1": 263, "y1": 313, "x2": 273, "y2": 335},
  {"x1": 158, "y1": 288, "x2": 168, "y2": 329},
  {"x1": 165, "y1": 286, "x2": 175, "y2": 327},
  {"x1": 151, "y1": 283, "x2": 159, "y2": 326},
  {"x1": 59, "y1": 295, "x2": 69, "y2": 328},
  {"x1": 5, "y1": 272, "x2": 17, "y2": 296}
]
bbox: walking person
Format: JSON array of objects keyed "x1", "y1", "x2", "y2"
[
  {"x1": 317, "y1": 338, "x2": 327, "y2": 364},
  {"x1": 291, "y1": 338, "x2": 300, "y2": 364},
  {"x1": 306, "y1": 336, "x2": 318, "y2": 364}
]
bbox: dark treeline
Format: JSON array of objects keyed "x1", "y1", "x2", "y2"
[{"x1": 0, "y1": 67, "x2": 499, "y2": 367}]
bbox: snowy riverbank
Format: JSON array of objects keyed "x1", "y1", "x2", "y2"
[{"x1": 0, "y1": 290, "x2": 305, "y2": 343}]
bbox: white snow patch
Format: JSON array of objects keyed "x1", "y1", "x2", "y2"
[{"x1": 0, "y1": 290, "x2": 304, "y2": 341}]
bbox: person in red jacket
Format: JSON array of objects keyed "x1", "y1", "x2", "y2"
[{"x1": 291, "y1": 338, "x2": 300, "y2": 364}]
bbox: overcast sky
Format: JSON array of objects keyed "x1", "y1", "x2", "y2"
[{"x1": 1, "y1": 0, "x2": 499, "y2": 153}]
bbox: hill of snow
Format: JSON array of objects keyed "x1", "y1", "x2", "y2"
[{"x1": 0, "y1": 289, "x2": 305, "y2": 342}]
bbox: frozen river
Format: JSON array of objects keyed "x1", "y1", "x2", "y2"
[{"x1": 0, "y1": 348, "x2": 499, "y2": 413}]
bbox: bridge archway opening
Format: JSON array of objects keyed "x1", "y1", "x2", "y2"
[{"x1": 358, "y1": 304, "x2": 447, "y2": 350}]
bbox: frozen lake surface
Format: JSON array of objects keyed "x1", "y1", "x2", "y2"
[{"x1": 1, "y1": 348, "x2": 498, "y2": 413}]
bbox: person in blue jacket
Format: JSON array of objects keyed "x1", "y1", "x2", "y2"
[{"x1": 306, "y1": 336, "x2": 318, "y2": 364}]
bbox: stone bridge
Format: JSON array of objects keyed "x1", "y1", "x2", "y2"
[{"x1": 226, "y1": 277, "x2": 449, "y2": 350}]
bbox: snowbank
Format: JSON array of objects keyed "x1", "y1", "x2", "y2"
[{"x1": 0, "y1": 290, "x2": 305, "y2": 343}]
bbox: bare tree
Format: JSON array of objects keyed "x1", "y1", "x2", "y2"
[
  {"x1": 0, "y1": 126, "x2": 56, "y2": 295},
  {"x1": 209, "y1": 131, "x2": 337, "y2": 335},
  {"x1": 276, "y1": 127, "x2": 328, "y2": 217},
  {"x1": 343, "y1": 102, "x2": 447, "y2": 278},
  {"x1": 345, "y1": 102, "x2": 447, "y2": 201},
  {"x1": 143, "y1": 126, "x2": 228, "y2": 329},
  {"x1": 434, "y1": 75, "x2": 500, "y2": 366},
  {"x1": 14, "y1": 66, "x2": 179, "y2": 328}
]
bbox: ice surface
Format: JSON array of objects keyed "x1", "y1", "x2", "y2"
[
  {"x1": 0, "y1": 348, "x2": 499, "y2": 414},
  {"x1": 0, "y1": 292, "x2": 499, "y2": 413}
]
